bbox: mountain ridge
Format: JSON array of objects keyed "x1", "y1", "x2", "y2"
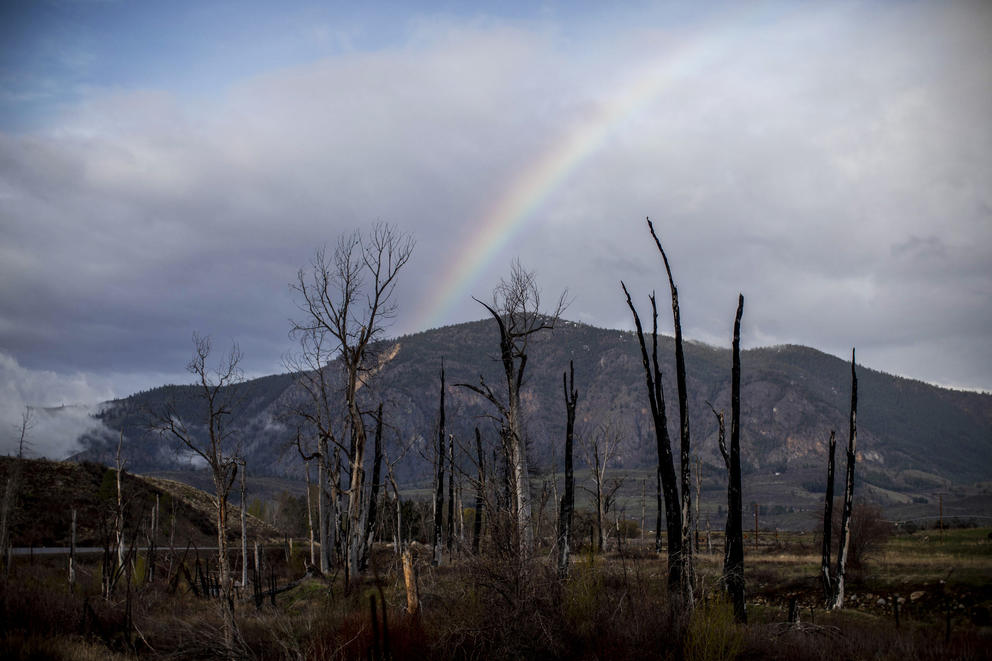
[{"x1": 65, "y1": 318, "x2": 991, "y2": 500}]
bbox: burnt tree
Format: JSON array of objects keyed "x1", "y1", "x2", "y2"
[
  {"x1": 446, "y1": 430, "x2": 455, "y2": 553},
  {"x1": 432, "y1": 362, "x2": 446, "y2": 567},
  {"x1": 647, "y1": 218, "x2": 694, "y2": 608},
  {"x1": 361, "y1": 403, "x2": 384, "y2": 571},
  {"x1": 557, "y1": 361, "x2": 578, "y2": 578},
  {"x1": 721, "y1": 293, "x2": 746, "y2": 623},
  {"x1": 820, "y1": 429, "x2": 837, "y2": 604},
  {"x1": 472, "y1": 428, "x2": 486, "y2": 555},
  {"x1": 832, "y1": 350, "x2": 858, "y2": 609},
  {"x1": 622, "y1": 283, "x2": 682, "y2": 591}
]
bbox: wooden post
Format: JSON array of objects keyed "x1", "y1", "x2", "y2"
[{"x1": 402, "y1": 550, "x2": 419, "y2": 617}]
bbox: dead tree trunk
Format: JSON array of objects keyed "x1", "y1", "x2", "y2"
[
  {"x1": 115, "y1": 430, "x2": 126, "y2": 571},
  {"x1": 820, "y1": 430, "x2": 837, "y2": 605},
  {"x1": 655, "y1": 469, "x2": 663, "y2": 553},
  {"x1": 832, "y1": 350, "x2": 858, "y2": 610},
  {"x1": 727, "y1": 294, "x2": 745, "y2": 623},
  {"x1": 305, "y1": 461, "x2": 316, "y2": 569},
  {"x1": 593, "y1": 443, "x2": 604, "y2": 552},
  {"x1": 386, "y1": 457, "x2": 402, "y2": 557},
  {"x1": 557, "y1": 361, "x2": 578, "y2": 578},
  {"x1": 318, "y1": 447, "x2": 330, "y2": 573},
  {"x1": 472, "y1": 428, "x2": 486, "y2": 555},
  {"x1": 446, "y1": 433, "x2": 455, "y2": 553},
  {"x1": 362, "y1": 404, "x2": 384, "y2": 571},
  {"x1": 68, "y1": 509, "x2": 77, "y2": 590},
  {"x1": 694, "y1": 456, "x2": 701, "y2": 552},
  {"x1": 240, "y1": 459, "x2": 248, "y2": 589},
  {"x1": 622, "y1": 282, "x2": 683, "y2": 592},
  {"x1": 432, "y1": 362, "x2": 446, "y2": 567},
  {"x1": 713, "y1": 294, "x2": 746, "y2": 623},
  {"x1": 640, "y1": 479, "x2": 646, "y2": 542},
  {"x1": 0, "y1": 470, "x2": 19, "y2": 582},
  {"x1": 647, "y1": 217, "x2": 694, "y2": 608}
]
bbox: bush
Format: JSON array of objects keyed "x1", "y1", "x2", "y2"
[
  {"x1": 685, "y1": 595, "x2": 744, "y2": 661},
  {"x1": 827, "y1": 502, "x2": 894, "y2": 569}
]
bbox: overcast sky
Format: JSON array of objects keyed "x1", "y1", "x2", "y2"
[{"x1": 1, "y1": 0, "x2": 990, "y2": 453}]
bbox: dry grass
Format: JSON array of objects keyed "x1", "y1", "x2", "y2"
[{"x1": 1, "y1": 528, "x2": 989, "y2": 660}]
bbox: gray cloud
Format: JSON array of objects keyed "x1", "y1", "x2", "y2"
[
  {"x1": 0, "y1": 0, "x2": 990, "y2": 413},
  {"x1": 0, "y1": 351, "x2": 114, "y2": 458}
]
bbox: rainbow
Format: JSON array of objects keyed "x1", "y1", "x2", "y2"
[{"x1": 412, "y1": 13, "x2": 755, "y2": 332}]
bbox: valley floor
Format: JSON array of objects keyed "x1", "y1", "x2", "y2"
[{"x1": 1, "y1": 528, "x2": 990, "y2": 660}]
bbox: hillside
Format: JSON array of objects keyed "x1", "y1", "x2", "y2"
[
  {"x1": 0, "y1": 456, "x2": 282, "y2": 549},
  {"x1": 68, "y1": 319, "x2": 991, "y2": 503}
]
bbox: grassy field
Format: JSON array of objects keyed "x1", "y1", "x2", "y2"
[{"x1": 1, "y1": 525, "x2": 989, "y2": 660}]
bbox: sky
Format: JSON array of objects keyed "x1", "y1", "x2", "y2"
[{"x1": 1, "y1": 1, "x2": 990, "y2": 455}]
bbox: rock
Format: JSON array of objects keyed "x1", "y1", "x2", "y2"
[{"x1": 910, "y1": 591, "x2": 925, "y2": 602}]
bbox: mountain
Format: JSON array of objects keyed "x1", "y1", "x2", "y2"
[{"x1": 70, "y1": 319, "x2": 990, "y2": 504}]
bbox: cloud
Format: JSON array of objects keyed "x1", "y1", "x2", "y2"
[
  {"x1": 0, "y1": 2, "x2": 990, "y2": 392},
  {"x1": 0, "y1": 351, "x2": 115, "y2": 458}
]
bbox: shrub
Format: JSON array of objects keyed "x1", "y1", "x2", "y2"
[{"x1": 685, "y1": 595, "x2": 744, "y2": 661}]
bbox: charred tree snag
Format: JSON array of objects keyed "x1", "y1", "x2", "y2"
[
  {"x1": 716, "y1": 293, "x2": 747, "y2": 623},
  {"x1": 656, "y1": 470, "x2": 663, "y2": 554},
  {"x1": 646, "y1": 217, "x2": 694, "y2": 608},
  {"x1": 558, "y1": 361, "x2": 578, "y2": 578},
  {"x1": 361, "y1": 404, "x2": 384, "y2": 571},
  {"x1": 304, "y1": 461, "x2": 316, "y2": 568},
  {"x1": 472, "y1": 428, "x2": 486, "y2": 555},
  {"x1": 622, "y1": 282, "x2": 682, "y2": 593},
  {"x1": 240, "y1": 458, "x2": 248, "y2": 589},
  {"x1": 446, "y1": 433, "x2": 455, "y2": 553},
  {"x1": 433, "y1": 363, "x2": 446, "y2": 567},
  {"x1": 820, "y1": 430, "x2": 837, "y2": 605},
  {"x1": 832, "y1": 350, "x2": 858, "y2": 609}
]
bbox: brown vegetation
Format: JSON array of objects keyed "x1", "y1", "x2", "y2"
[{"x1": 1, "y1": 526, "x2": 989, "y2": 660}]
